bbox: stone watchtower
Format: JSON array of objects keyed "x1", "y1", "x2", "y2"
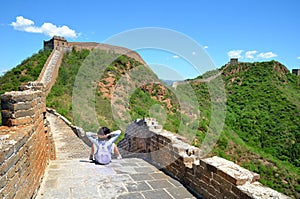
[
  {"x1": 44, "y1": 36, "x2": 68, "y2": 50},
  {"x1": 292, "y1": 69, "x2": 300, "y2": 76},
  {"x1": 229, "y1": 58, "x2": 239, "y2": 65}
]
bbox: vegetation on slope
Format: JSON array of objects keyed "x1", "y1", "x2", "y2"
[
  {"x1": 0, "y1": 49, "x2": 51, "y2": 95},
  {"x1": 222, "y1": 61, "x2": 300, "y2": 167},
  {"x1": 202, "y1": 61, "x2": 300, "y2": 197},
  {"x1": 2, "y1": 48, "x2": 299, "y2": 197},
  {"x1": 0, "y1": 49, "x2": 52, "y2": 125}
]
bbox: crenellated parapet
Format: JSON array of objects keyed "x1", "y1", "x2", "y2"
[
  {"x1": 118, "y1": 118, "x2": 290, "y2": 199},
  {"x1": 0, "y1": 82, "x2": 55, "y2": 198}
]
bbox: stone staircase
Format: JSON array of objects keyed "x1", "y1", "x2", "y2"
[{"x1": 40, "y1": 49, "x2": 61, "y2": 86}]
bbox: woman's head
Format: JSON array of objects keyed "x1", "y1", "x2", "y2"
[{"x1": 97, "y1": 127, "x2": 111, "y2": 138}]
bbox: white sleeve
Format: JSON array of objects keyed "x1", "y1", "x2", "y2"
[
  {"x1": 107, "y1": 130, "x2": 121, "y2": 145},
  {"x1": 86, "y1": 131, "x2": 98, "y2": 145}
]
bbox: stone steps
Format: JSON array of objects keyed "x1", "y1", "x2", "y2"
[{"x1": 40, "y1": 50, "x2": 62, "y2": 85}]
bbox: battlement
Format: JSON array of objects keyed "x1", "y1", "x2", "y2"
[
  {"x1": 118, "y1": 118, "x2": 290, "y2": 199},
  {"x1": 0, "y1": 83, "x2": 55, "y2": 198}
]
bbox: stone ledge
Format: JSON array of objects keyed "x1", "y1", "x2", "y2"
[
  {"x1": 1, "y1": 90, "x2": 43, "y2": 103},
  {"x1": 238, "y1": 182, "x2": 291, "y2": 199},
  {"x1": 202, "y1": 156, "x2": 260, "y2": 186}
]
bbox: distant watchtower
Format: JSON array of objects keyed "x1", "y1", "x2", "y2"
[
  {"x1": 44, "y1": 36, "x2": 68, "y2": 50},
  {"x1": 292, "y1": 69, "x2": 300, "y2": 76},
  {"x1": 229, "y1": 58, "x2": 238, "y2": 65}
]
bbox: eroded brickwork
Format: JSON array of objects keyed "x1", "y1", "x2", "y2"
[{"x1": 0, "y1": 87, "x2": 55, "y2": 199}]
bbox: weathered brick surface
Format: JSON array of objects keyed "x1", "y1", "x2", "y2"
[
  {"x1": 118, "y1": 119, "x2": 291, "y2": 199},
  {"x1": 0, "y1": 88, "x2": 55, "y2": 199},
  {"x1": 1, "y1": 90, "x2": 45, "y2": 127}
]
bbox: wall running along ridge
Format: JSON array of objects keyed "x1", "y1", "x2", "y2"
[{"x1": 0, "y1": 37, "x2": 292, "y2": 198}]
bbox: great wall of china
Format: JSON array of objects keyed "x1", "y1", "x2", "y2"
[{"x1": 0, "y1": 36, "x2": 290, "y2": 199}]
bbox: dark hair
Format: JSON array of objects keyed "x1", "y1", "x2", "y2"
[{"x1": 97, "y1": 127, "x2": 111, "y2": 135}]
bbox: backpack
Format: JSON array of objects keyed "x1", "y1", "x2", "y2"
[{"x1": 95, "y1": 141, "x2": 111, "y2": 165}]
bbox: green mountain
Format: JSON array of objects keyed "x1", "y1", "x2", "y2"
[
  {"x1": 0, "y1": 49, "x2": 51, "y2": 95},
  {"x1": 222, "y1": 61, "x2": 300, "y2": 167},
  {"x1": 0, "y1": 49, "x2": 299, "y2": 198}
]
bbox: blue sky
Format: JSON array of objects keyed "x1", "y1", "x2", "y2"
[{"x1": 0, "y1": 0, "x2": 299, "y2": 79}]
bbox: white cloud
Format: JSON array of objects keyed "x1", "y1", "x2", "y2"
[
  {"x1": 227, "y1": 50, "x2": 243, "y2": 59},
  {"x1": 173, "y1": 55, "x2": 179, "y2": 59},
  {"x1": 192, "y1": 51, "x2": 196, "y2": 55},
  {"x1": 11, "y1": 16, "x2": 78, "y2": 38},
  {"x1": 0, "y1": 69, "x2": 8, "y2": 75},
  {"x1": 245, "y1": 50, "x2": 257, "y2": 59},
  {"x1": 257, "y1": 52, "x2": 277, "y2": 59},
  {"x1": 297, "y1": 56, "x2": 300, "y2": 59},
  {"x1": 203, "y1": 46, "x2": 208, "y2": 49}
]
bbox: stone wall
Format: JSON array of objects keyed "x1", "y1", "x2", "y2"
[
  {"x1": 37, "y1": 49, "x2": 64, "y2": 95},
  {"x1": 118, "y1": 119, "x2": 290, "y2": 199},
  {"x1": 0, "y1": 87, "x2": 55, "y2": 199},
  {"x1": 68, "y1": 42, "x2": 146, "y2": 65},
  {"x1": 43, "y1": 36, "x2": 68, "y2": 50}
]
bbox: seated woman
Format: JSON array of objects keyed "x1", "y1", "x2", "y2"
[{"x1": 86, "y1": 127, "x2": 122, "y2": 164}]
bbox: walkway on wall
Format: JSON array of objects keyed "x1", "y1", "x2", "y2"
[
  {"x1": 40, "y1": 49, "x2": 62, "y2": 85},
  {"x1": 35, "y1": 113, "x2": 197, "y2": 199}
]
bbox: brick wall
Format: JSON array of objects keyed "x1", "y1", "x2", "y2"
[
  {"x1": 0, "y1": 87, "x2": 55, "y2": 199},
  {"x1": 118, "y1": 119, "x2": 290, "y2": 199}
]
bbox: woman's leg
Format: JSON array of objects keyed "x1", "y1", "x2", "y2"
[
  {"x1": 89, "y1": 144, "x2": 95, "y2": 160},
  {"x1": 112, "y1": 143, "x2": 122, "y2": 159}
]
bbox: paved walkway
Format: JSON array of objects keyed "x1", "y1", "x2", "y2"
[{"x1": 35, "y1": 113, "x2": 196, "y2": 199}]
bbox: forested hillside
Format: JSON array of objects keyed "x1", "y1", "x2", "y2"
[
  {"x1": 0, "y1": 49, "x2": 51, "y2": 95},
  {"x1": 1, "y1": 48, "x2": 299, "y2": 198},
  {"x1": 222, "y1": 61, "x2": 300, "y2": 167},
  {"x1": 218, "y1": 61, "x2": 300, "y2": 197}
]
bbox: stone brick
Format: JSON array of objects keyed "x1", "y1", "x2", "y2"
[
  {"x1": 231, "y1": 185, "x2": 252, "y2": 199},
  {"x1": 14, "y1": 133, "x2": 29, "y2": 152},
  {"x1": 2, "y1": 145, "x2": 14, "y2": 160},
  {"x1": 0, "y1": 175, "x2": 8, "y2": 189},
  {"x1": 10, "y1": 91, "x2": 36, "y2": 103},
  {"x1": 7, "y1": 117, "x2": 33, "y2": 126},
  {"x1": 7, "y1": 165, "x2": 16, "y2": 179},
  {"x1": 14, "y1": 108, "x2": 35, "y2": 118},
  {"x1": 207, "y1": 185, "x2": 219, "y2": 198},
  {"x1": 217, "y1": 169, "x2": 250, "y2": 186},
  {"x1": 222, "y1": 191, "x2": 239, "y2": 199},
  {"x1": 210, "y1": 179, "x2": 220, "y2": 191},
  {"x1": 1, "y1": 110, "x2": 12, "y2": 118},
  {"x1": 201, "y1": 174, "x2": 211, "y2": 184},
  {"x1": 206, "y1": 163, "x2": 218, "y2": 173},
  {"x1": 1, "y1": 172, "x2": 20, "y2": 198},
  {"x1": 13, "y1": 102, "x2": 34, "y2": 112},
  {"x1": 172, "y1": 143, "x2": 187, "y2": 154}
]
